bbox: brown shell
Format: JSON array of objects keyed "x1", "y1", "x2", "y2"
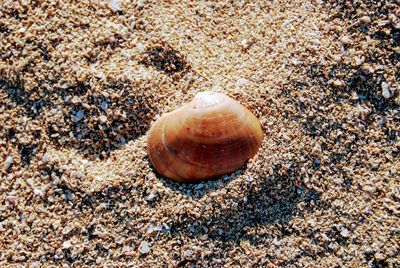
[{"x1": 147, "y1": 91, "x2": 263, "y2": 183}]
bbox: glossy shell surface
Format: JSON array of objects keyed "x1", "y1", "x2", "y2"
[{"x1": 147, "y1": 91, "x2": 263, "y2": 183}]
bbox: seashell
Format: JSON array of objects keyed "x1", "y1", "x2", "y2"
[{"x1": 147, "y1": 91, "x2": 263, "y2": 183}]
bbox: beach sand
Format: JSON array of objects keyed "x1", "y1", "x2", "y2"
[{"x1": 1, "y1": 0, "x2": 399, "y2": 266}]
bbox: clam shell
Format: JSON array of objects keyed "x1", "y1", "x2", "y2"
[{"x1": 147, "y1": 91, "x2": 263, "y2": 183}]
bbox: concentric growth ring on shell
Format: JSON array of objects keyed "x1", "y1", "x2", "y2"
[{"x1": 147, "y1": 91, "x2": 263, "y2": 183}]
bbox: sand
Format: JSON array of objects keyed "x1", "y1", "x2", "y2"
[{"x1": 0, "y1": 0, "x2": 399, "y2": 267}]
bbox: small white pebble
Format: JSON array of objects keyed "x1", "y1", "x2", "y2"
[
  {"x1": 33, "y1": 188, "x2": 44, "y2": 197},
  {"x1": 62, "y1": 225, "x2": 74, "y2": 235},
  {"x1": 340, "y1": 227, "x2": 350, "y2": 238},
  {"x1": 340, "y1": 36, "x2": 351, "y2": 44},
  {"x1": 154, "y1": 225, "x2": 163, "y2": 231},
  {"x1": 4, "y1": 155, "x2": 14, "y2": 170},
  {"x1": 246, "y1": 175, "x2": 254, "y2": 182},
  {"x1": 41, "y1": 153, "x2": 53, "y2": 163},
  {"x1": 99, "y1": 115, "x2": 108, "y2": 123},
  {"x1": 354, "y1": 56, "x2": 364, "y2": 65},
  {"x1": 375, "y1": 252, "x2": 385, "y2": 261},
  {"x1": 312, "y1": 143, "x2": 322, "y2": 156},
  {"x1": 26, "y1": 179, "x2": 34, "y2": 187},
  {"x1": 146, "y1": 192, "x2": 157, "y2": 202},
  {"x1": 62, "y1": 241, "x2": 71, "y2": 249},
  {"x1": 138, "y1": 241, "x2": 150, "y2": 254},
  {"x1": 136, "y1": 0, "x2": 146, "y2": 10},
  {"x1": 108, "y1": 0, "x2": 123, "y2": 12},
  {"x1": 146, "y1": 224, "x2": 155, "y2": 234},
  {"x1": 381, "y1": 82, "x2": 391, "y2": 99},
  {"x1": 359, "y1": 16, "x2": 371, "y2": 24}
]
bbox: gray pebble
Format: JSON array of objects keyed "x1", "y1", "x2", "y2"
[
  {"x1": 71, "y1": 110, "x2": 84, "y2": 123},
  {"x1": 138, "y1": 241, "x2": 150, "y2": 254}
]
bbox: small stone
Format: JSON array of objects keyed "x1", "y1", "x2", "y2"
[
  {"x1": 65, "y1": 192, "x2": 74, "y2": 201},
  {"x1": 95, "y1": 203, "x2": 107, "y2": 213},
  {"x1": 41, "y1": 153, "x2": 53, "y2": 163},
  {"x1": 154, "y1": 225, "x2": 163, "y2": 231},
  {"x1": 6, "y1": 196, "x2": 17, "y2": 205},
  {"x1": 340, "y1": 36, "x2": 351, "y2": 44},
  {"x1": 340, "y1": 227, "x2": 350, "y2": 238},
  {"x1": 138, "y1": 241, "x2": 150, "y2": 254},
  {"x1": 246, "y1": 175, "x2": 254, "y2": 182},
  {"x1": 146, "y1": 191, "x2": 157, "y2": 202},
  {"x1": 26, "y1": 179, "x2": 34, "y2": 187},
  {"x1": 183, "y1": 249, "x2": 194, "y2": 260},
  {"x1": 71, "y1": 110, "x2": 84, "y2": 123},
  {"x1": 100, "y1": 101, "x2": 108, "y2": 111},
  {"x1": 381, "y1": 82, "x2": 391, "y2": 99},
  {"x1": 99, "y1": 115, "x2": 108, "y2": 123},
  {"x1": 4, "y1": 155, "x2": 14, "y2": 170},
  {"x1": 312, "y1": 143, "x2": 322, "y2": 156},
  {"x1": 81, "y1": 102, "x2": 91, "y2": 109},
  {"x1": 136, "y1": 0, "x2": 146, "y2": 10},
  {"x1": 62, "y1": 225, "x2": 74, "y2": 235},
  {"x1": 359, "y1": 16, "x2": 371, "y2": 24},
  {"x1": 62, "y1": 241, "x2": 71, "y2": 249},
  {"x1": 108, "y1": 0, "x2": 123, "y2": 12},
  {"x1": 328, "y1": 243, "x2": 338, "y2": 252},
  {"x1": 33, "y1": 188, "x2": 44, "y2": 197},
  {"x1": 374, "y1": 252, "x2": 385, "y2": 261},
  {"x1": 96, "y1": 257, "x2": 103, "y2": 265},
  {"x1": 332, "y1": 80, "x2": 344, "y2": 88},
  {"x1": 146, "y1": 224, "x2": 155, "y2": 234},
  {"x1": 354, "y1": 56, "x2": 364, "y2": 65}
]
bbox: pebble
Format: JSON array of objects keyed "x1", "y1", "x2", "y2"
[
  {"x1": 4, "y1": 155, "x2": 14, "y2": 170},
  {"x1": 332, "y1": 79, "x2": 344, "y2": 88},
  {"x1": 246, "y1": 175, "x2": 254, "y2": 182},
  {"x1": 374, "y1": 252, "x2": 385, "y2": 261},
  {"x1": 6, "y1": 196, "x2": 17, "y2": 205},
  {"x1": 340, "y1": 227, "x2": 350, "y2": 238},
  {"x1": 41, "y1": 153, "x2": 53, "y2": 163},
  {"x1": 71, "y1": 110, "x2": 84, "y2": 123},
  {"x1": 62, "y1": 225, "x2": 74, "y2": 235},
  {"x1": 183, "y1": 249, "x2": 194, "y2": 260},
  {"x1": 359, "y1": 16, "x2": 371, "y2": 24},
  {"x1": 100, "y1": 101, "x2": 108, "y2": 111},
  {"x1": 136, "y1": 0, "x2": 146, "y2": 10},
  {"x1": 99, "y1": 115, "x2": 108, "y2": 124},
  {"x1": 328, "y1": 243, "x2": 338, "y2": 252},
  {"x1": 33, "y1": 188, "x2": 44, "y2": 197},
  {"x1": 146, "y1": 191, "x2": 158, "y2": 202},
  {"x1": 381, "y1": 82, "x2": 390, "y2": 99},
  {"x1": 340, "y1": 36, "x2": 351, "y2": 44},
  {"x1": 108, "y1": 0, "x2": 123, "y2": 12},
  {"x1": 26, "y1": 178, "x2": 34, "y2": 187},
  {"x1": 138, "y1": 241, "x2": 150, "y2": 254},
  {"x1": 65, "y1": 192, "x2": 74, "y2": 201},
  {"x1": 312, "y1": 143, "x2": 322, "y2": 156},
  {"x1": 62, "y1": 241, "x2": 71, "y2": 249}
]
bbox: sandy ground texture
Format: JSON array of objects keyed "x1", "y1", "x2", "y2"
[{"x1": 0, "y1": 0, "x2": 399, "y2": 267}]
